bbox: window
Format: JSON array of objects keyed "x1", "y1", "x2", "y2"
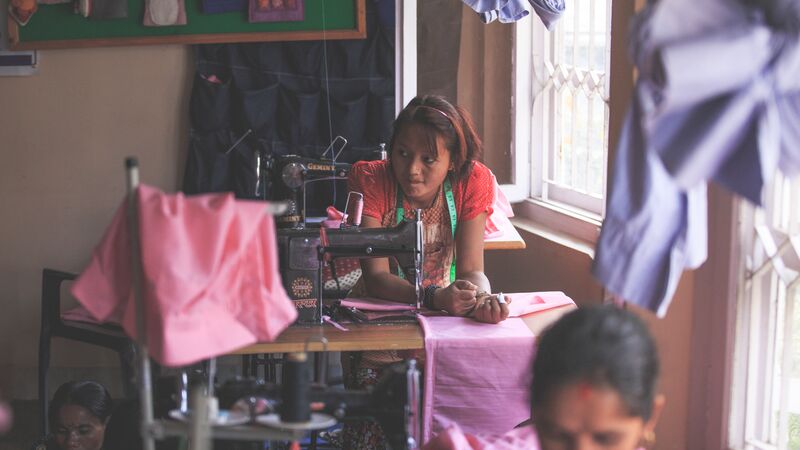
[
  {"x1": 402, "y1": 1, "x2": 624, "y2": 244},
  {"x1": 523, "y1": 0, "x2": 611, "y2": 216},
  {"x1": 729, "y1": 175, "x2": 800, "y2": 450}
]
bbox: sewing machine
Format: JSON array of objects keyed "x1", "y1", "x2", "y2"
[
  {"x1": 277, "y1": 214, "x2": 424, "y2": 324},
  {"x1": 215, "y1": 358, "x2": 421, "y2": 449},
  {"x1": 271, "y1": 154, "x2": 352, "y2": 229}
]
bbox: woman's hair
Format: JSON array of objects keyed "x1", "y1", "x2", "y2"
[
  {"x1": 389, "y1": 95, "x2": 483, "y2": 180},
  {"x1": 49, "y1": 381, "x2": 113, "y2": 428},
  {"x1": 531, "y1": 306, "x2": 660, "y2": 420}
]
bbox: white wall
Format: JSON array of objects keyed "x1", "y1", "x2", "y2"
[{"x1": 0, "y1": 45, "x2": 192, "y2": 398}]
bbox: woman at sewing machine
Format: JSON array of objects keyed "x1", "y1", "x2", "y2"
[
  {"x1": 348, "y1": 94, "x2": 507, "y2": 322},
  {"x1": 342, "y1": 94, "x2": 508, "y2": 448}
]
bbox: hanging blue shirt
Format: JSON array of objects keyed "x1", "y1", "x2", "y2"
[
  {"x1": 460, "y1": 0, "x2": 565, "y2": 29},
  {"x1": 593, "y1": 0, "x2": 800, "y2": 316}
]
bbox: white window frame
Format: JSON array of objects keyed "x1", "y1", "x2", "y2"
[
  {"x1": 511, "y1": 2, "x2": 614, "y2": 245},
  {"x1": 728, "y1": 176, "x2": 800, "y2": 450},
  {"x1": 397, "y1": 1, "x2": 628, "y2": 246}
]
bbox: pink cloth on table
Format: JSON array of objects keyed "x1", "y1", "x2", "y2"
[
  {"x1": 418, "y1": 316, "x2": 537, "y2": 443},
  {"x1": 506, "y1": 291, "x2": 575, "y2": 317},
  {"x1": 484, "y1": 175, "x2": 514, "y2": 239},
  {"x1": 423, "y1": 424, "x2": 540, "y2": 450},
  {"x1": 342, "y1": 292, "x2": 573, "y2": 317},
  {"x1": 340, "y1": 297, "x2": 416, "y2": 311},
  {"x1": 71, "y1": 185, "x2": 297, "y2": 367}
]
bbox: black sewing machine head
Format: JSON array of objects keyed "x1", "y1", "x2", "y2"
[
  {"x1": 271, "y1": 154, "x2": 351, "y2": 229},
  {"x1": 277, "y1": 216, "x2": 424, "y2": 324}
]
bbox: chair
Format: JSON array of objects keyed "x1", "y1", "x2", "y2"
[{"x1": 38, "y1": 268, "x2": 136, "y2": 435}]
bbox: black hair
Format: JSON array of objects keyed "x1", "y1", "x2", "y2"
[
  {"x1": 389, "y1": 95, "x2": 483, "y2": 180},
  {"x1": 531, "y1": 306, "x2": 660, "y2": 420},
  {"x1": 49, "y1": 380, "x2": 113, "y2": 429}
]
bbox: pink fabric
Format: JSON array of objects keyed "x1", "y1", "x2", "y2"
[
  {"x1": 484, "y1": 175, "x2": 514, "y2": 239},
  {"x1": 418, "y1": 316, "x2": 537, "y2": 443},
  {"x1": 343, "y1": 292, "x2": 573, "y2": 316},
  {"x1": 423, "y1": 424, "x2": 540, "y2": 450},
  {"x1": 0, "y1": 401, "x2": 11, "y2": 434},
  {"x1": 61, "y1": 306, "x2": 109, "y2": 325},
  {"x1": 71, "y1": 185, "x2": 297, "y2": 367},
  {"x1": 340, "y1": 297, "x2": 416, "y2": 311},
  {"x1": 484, "y1": 212, "x2": 514, "y2": 240},
  {"x1": 321, "y1": 206, "x2": 346, "y2": 229},
  {"x1": 506, "y1": 291, "x2": 575, "y2": 318}
]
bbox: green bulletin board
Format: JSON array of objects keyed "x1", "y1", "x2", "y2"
[{"x1": 8, "y1": 0, "x2": 365, "y2": 49}]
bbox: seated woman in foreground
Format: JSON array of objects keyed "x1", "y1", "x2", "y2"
[{"x1": 425, "y1": 305, "x2": 665, "y2": 450}]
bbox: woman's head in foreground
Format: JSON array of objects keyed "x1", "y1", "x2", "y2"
[
  {"x1": 532, "y1": 306, "x2": 664, "y2": 450},
  {"x1": 49, "y1": 380, "x2": 113, "y2": 450}
]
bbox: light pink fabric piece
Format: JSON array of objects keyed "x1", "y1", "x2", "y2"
[
  {"x1": 340, "y1": 297, "x2": 416, "y2": 311},
  {"x1": 71, "y1": 185, "x2": 297, "y2": 367},
  {"x1": 506, "y1": 291, "x2": 575, "y2": 318},
  {"x1": 61, "y1": 306, "x2": 108, "y2": 324},
  {"x1": 484, "y1": 175, "x2": 514, "y2": 239},
  {"x1": 423, "y1": 424, "x2": 540, "y2": 450},
  {"x1": 418, "y1": 316, "x2": 536, "y2": 443}
]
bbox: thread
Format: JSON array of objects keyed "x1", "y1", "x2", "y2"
[
  {"x1": 352, "y1": 196, "x2": 363, "y2": 227},
  {"x1": 280, "y1": 352, "x2": 311, "y2": 423}
]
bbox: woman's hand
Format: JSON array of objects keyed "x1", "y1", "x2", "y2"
[
  {"x1": 469, "y1": 293, "x2": 510, "y2": 324},
  {"x1": 432, "y1": 280, "x2": 480, "y2": 316}
]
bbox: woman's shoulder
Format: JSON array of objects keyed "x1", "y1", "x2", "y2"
[
  {"x1": 457, "y1": 161, "x2": 494, "y2": 192},
  {"x1": 468, "y1": 160, "x2": 493, "y2": 179},
  {"x1": 351, "y1": 159, "x2": 391, "y2": 179},
  {"x1": 349, "y1": 160, "x2": 394, "y2": 216}
]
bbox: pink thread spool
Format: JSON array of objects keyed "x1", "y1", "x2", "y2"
[{"x1": 351, "y1": 195, "x2": 363, "y2": 227}]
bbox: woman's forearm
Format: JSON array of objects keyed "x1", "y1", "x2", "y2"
[
  {"x1": 458, "y1": 270, "x2": 491, "y2": 294},
  {"x1": 363, "y1": 272, "x2": 417, "y2": 304}
]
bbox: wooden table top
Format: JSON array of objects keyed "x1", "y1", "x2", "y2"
[{"x1": 231, "y1": 303, "x2": 575, "y2": 355}]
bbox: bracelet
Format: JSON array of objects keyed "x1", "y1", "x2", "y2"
[{"x1": 423, "y1": 285, "x2": 440, "y2": 310}]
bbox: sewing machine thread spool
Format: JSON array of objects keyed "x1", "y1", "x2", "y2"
[
  {"x1": 352, "y1": 195, "x2": 363, "y2": 227},
  {"x1": 281, "y1": 352, "x2": 311, "y2": 423},
  {"x1": 342, "y1": 191, "x2": 364, "y2": 228}
]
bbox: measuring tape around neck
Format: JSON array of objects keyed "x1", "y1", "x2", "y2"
[{"x1": 395, "y1": 176, "x2": 457, "y2": 282}]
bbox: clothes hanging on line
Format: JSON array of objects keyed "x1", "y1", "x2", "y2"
[
  {"x1": 592, "y1": 0, "x2": 800, "y2": 316},
  {"x1": 459, "y1": 0, "x2": 565, "y2": 28}
]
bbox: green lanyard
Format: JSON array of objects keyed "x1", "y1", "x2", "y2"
[{"x1": 395, "y1": 177, "x2": 458, "y2": 282}]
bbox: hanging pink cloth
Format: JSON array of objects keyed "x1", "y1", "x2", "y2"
[
  {"x1": 71, "y1": 185, "x2": 297, "y2": 367},
  {"x1": 423, "y1": 424, "x2": 540, "y2": 450},
  {"x1": 418, "y1": 292, "x2": 574, "y2": 443}
]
